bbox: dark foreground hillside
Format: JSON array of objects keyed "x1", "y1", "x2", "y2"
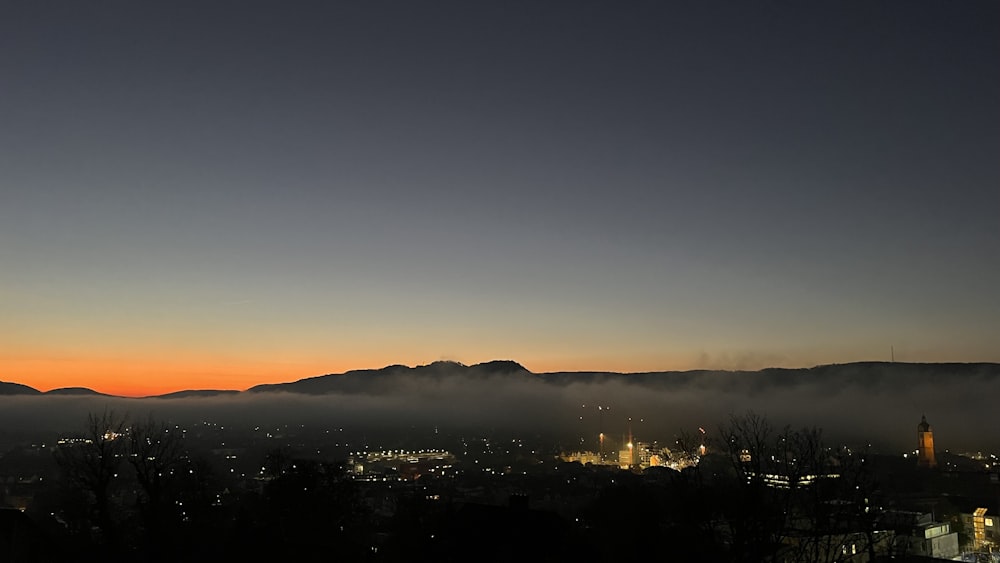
[{"x1": 1, "y1": 409, "x2": 997, "y2": 563}]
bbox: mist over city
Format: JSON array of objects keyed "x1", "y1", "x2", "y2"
[
  {"x1": 3, "y1": 361, "x2": 1000, "y2": 454},
  {"x1": 3, "y1": 0, "x2": 999, "y2": 561}
]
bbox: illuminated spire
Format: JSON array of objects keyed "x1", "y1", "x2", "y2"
[{"x1": 917, "y1": 414, "x2": 936, "y2": 468}]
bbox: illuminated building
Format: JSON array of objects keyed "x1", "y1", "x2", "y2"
[
  {"x1": 560, "y1": 451, "x2": 601, "y2": 465},
  {"x1": 347, "y1": 449, "x2": 456, "y2": 480},
  {"x1": 618, "y1": 442, "x2": 633, "y2": 470},
  {"x1": 633, "y1": 441, "x2": 658, "y2": 468},
  {"x1": 881, "y1": 510, "x2": 959, "y2": 559},
  {"x1": 973, "y1": 508, "x2": 988, "y2": 549},
  {"x1": 757, "y1": 472, "x2": 840, "y2": 489},
  {"x1": 618, "y1": 423, "x2": 636, "y2": 469},
  {"x1": 958, "y1": 506, "x2": 999, "y2": 550},
  {"x1": 917, "y1": 415, "x2": 936, "y2": 468},
  {"x1": 962, "y1": 507, "x2": 999, "y2": 550}
]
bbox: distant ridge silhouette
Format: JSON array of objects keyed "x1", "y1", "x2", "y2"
[
  {"x1": 2, "y1": 360, "x2": 998, "y2": 398},
  {"x1": 150, "y1": 389, "x2": 242, "y2": 399},
  {"x1": 44, "y1": 387, "x2": 109, "y2": 396},
  {"x1": 247, "y1": 359, "x2": 533, "y2": 395},
  {"x1": 0, "y1": 381, "x2": 41, "y2": 396}
]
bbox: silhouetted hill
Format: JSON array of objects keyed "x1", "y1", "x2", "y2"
[
  {"x1": 539, "y1": 361, "x2": 1000, "y2": 393},
  {"x1": 242, "y1": 360, "x2": 1000, "y2": 396},
  {"x1": 4, "y1": 361, "x2": 999, "y2": 398},
  {"x1": 248, "y1": 360, "x2": 532, "y2": 395},
  {"x1": 150, "y1": 389, "x2": 242, "y2": 399},
  {"x1": 0, "y1": 381, "x2": 41, "y2": 396},
  {"x1": 44, "y1": 387, "x2": 108, "y2": 396}
]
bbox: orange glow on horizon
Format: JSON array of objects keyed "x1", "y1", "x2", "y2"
[
  {"x1": 3, "y1": 350, "x2": 706, "y2": 398},
  {"x1": 2, "y1": 354, "x2": 351, "y2": 397},
  {"x1": 3, "y1": 348, "x2": 838, "y2": 398}
]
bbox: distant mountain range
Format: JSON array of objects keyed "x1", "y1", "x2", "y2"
[{"x1": 2, "y1": 360, "x2": 999, "y2": 399}]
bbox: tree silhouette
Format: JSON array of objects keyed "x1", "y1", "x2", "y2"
[
  {"x1": 53, "y1": 408, "x2": 129, "y2": 555},
  {"x1": 127, "y1": 414, "x2": 184, "y2": 561},
  {"x1": 228, "y1": 455, "x2": 375, "y2": 561},
  {"x1": 711, "y1": 410, "x2": 885, "y2": 562}
]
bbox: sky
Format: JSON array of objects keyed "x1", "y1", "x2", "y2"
[{"x1": 2, "y1": 1, "x2": 998, "y2": 397}]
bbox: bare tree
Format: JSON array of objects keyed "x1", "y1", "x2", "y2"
[
  {"x1": 715, "y1": 411, "x2": 886, "y2": 563},
  {"x1": 54, "y1": 408, "x2": 129, "y2": 549},
  {"x1": 128, "y1": 414, "x2": 184, "y2": 554},
  {"x1": 718, "y1": 410, "x2": 788, "y2": 562}
]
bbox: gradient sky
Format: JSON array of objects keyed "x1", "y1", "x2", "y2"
[{"x1": 2, "y1": 1, "x2": 998, "y2": 397}]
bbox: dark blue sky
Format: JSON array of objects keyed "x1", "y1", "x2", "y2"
[{"x1": 2, "y1": 1, "x2": 998, "y2": 394}]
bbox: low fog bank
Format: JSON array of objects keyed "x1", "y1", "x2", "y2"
[{"x1": 1, "y1": 364, "x2": 996, "y2": 453}]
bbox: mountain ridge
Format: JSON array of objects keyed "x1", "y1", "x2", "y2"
[{"x1": 2, "y1": 360, "x2": 998, "y2": 399}]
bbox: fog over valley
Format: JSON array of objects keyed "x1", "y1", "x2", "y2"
[{"x1": 2, "y1": 361, "x2": 997, "y2": 454}]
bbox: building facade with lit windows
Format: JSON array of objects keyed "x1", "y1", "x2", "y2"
[{"x1": 961, "y1": 507, "x2": 1000, "y2": 552}]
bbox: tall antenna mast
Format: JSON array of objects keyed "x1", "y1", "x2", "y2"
[{"x1": 891, "y1": 346, "x2": 895, "y2": 363}]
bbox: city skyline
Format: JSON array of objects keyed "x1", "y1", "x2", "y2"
[{"x1": 3, "y1": 1, "x2": 998, "y2": 397}]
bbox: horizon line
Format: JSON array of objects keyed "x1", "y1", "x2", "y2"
[{"x1": 6, "y1": 358, "x2": 998, "y2": 399}]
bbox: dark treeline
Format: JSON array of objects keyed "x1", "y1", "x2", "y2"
[{"x1": 1, "y1": 409, "x2": 986, "y2": 562}]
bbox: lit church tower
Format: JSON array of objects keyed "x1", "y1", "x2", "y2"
[{"x1": 917, "y1": 415, "x2": 937, "y2": 468}]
